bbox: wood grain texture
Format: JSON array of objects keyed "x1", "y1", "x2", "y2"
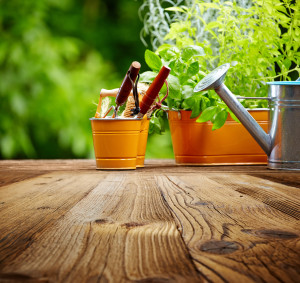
[
  {"x1": 0, "y1": 172, "x2": 104, "y2": 267},
  {"x1": 0, "y1": 171, "x2": 202, "y2": 282},
  {"x1": 0, "y1": 160, "x2": 299, "y2": 283},
  {"x1": 156, "y1": 174, "x2": 300, "y2": 283},
  {"x1": 0, "y1": 171, "x2": 45, "y2": 188}
]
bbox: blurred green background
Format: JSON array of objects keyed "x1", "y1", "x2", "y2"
[{"x1": 0, "y1": 0, "x2": 174, "y2": 159}]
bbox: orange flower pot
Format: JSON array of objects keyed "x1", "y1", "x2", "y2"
[
  {"x1": 168, "y1": 110, "x2": 268, "y2": 165},
  {"x1": 90, "y1": 118, "x2": 142, "y2": 170},
  {"x1": 136, "y1": 118, "x2": 150, "y2": 168}
]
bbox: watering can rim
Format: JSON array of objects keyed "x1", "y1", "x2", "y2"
[{"x1": 267, "y1": 81, "x2": 300, "y2": 85}]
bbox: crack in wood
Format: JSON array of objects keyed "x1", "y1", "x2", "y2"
[{"x1": 242, "y1": 229, "x2": 298, "y2": 239}]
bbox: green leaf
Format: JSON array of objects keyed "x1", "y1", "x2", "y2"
[
  {"x1": 181, "y1": 85, "x2": 194, "y2": 99},
  {"x1": 206, "y1": 22, "x2": 220, "y2": 30},
  {"x1": 145, "y1": 49, "x2": 162, "y2": 71},
  {"x1": 149, "y1": 116, "x2": 161, "y2": 134},
  {"x1": 228, "y1": 109, "x2": 240, "y2": 123},
  {"x1": 165, "y1": 7, "x2": 186, "y2": 13},
  {"x1": 181, "y1": 97, "x2": 194, "y2": 110},
  {"x1": 201, "y1": 3, "x2": 220, "y2": 9},
  {"x1": 156, "y1": 44, "x2": 172, "y2": 55},
  {"x1": 161, "y1": 47, "x2": 180, "y2": 61},
  {"x1": 173, "y1": 59, "x2": 186, "y2": 75},
  {"x1": 190, "y1": 98, "x2": 201, "y2": 118},
  {"x1": 276, "y1": 5, "x2": 288, "y2": 16},
  {"x1": 186, "y1": 61, "x2": 199, "y2": 77},
  {"x1": 168, "y1": 98, "x2": 181, "y2": 110},
  {"x1": 201, "y1": 96, "x2": 210, "y2": 110},
  {"x1": 197, "y1": 106, "x2": 217, "y2": 123},
  {"x1": 181, "y1": 45, "x2": 205, "y2": 61},
  {"x1": 212, "y1": 110, "x2": 228, "y2": 130},
  {"x1": 283, "y1": 58, "x2": 292, "y2": 70},
  {"x1": 168, "y1": 60, "x2": 177, "y2": 75},
  {"x1": 139, "y1": 71, "x2": 157, "y2": 83},
  {"x1": 166, "y1": 74, "x2": 181, "y2": 99},
  {"x1": 179, "y1": 75, "x2": 189, "y2": 85},
  {"x1": 185, "y1": 79, "x2": 197, "y2": 87}
]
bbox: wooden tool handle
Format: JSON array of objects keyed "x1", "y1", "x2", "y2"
[
  {"x1": 100, "y1": 89, "x2": 119, "y2": 98},
  {"x1": 139, "y1": 66, "x2": 171, "y2": 115},
  {"x1": 95, "y1": 89, "x2": 119, "y2": 118},
  {"x1": 116, "y1": 61, "x2": 141, "y2": 107}
]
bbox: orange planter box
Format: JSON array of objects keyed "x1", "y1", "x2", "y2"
[{"x1": 168, "y1": 110, "x2": 268, "y2": 165}]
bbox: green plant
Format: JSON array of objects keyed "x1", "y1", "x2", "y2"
[
  {"x1": 138, "y1": 0, "x2": 192, "y2": 49},
  {"x1": 139, "y1": 0, "x2": 252, "y2": 50},
  {"x1": 140, "y1": 0, "x2": 300, "y2": 132},
  {"x1": 165, "y1": 0, "x2": 300, "y2": 96},
  {"x1": 140, "y1": 46, "x2": 237, "y2": 131}
]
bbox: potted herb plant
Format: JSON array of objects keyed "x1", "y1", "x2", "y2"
[
  {"x1": 139, "y1": 0, "x2": 299, "y2": 164},
  {"x1": 141, "y1": 46, "x2": 269, "y2": 164}
]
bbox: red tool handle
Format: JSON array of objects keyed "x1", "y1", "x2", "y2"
[
  {"x1": 116, "y1": 61, "x2": 141, "y2": 106},
  {"x1": 139, "y1": 66, "x2": 171, "y2": 115}
]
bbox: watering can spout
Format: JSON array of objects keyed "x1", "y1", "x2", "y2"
[
  {"x1": 215, "y1": 83, "x2": 272, "y2": 155},
  {"x1": 194, "y1": 63, "x2": 272, "y2": 156}
]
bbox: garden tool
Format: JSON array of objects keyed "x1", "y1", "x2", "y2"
[
  {"x1": 194, "y1": 63, "x2": 300, "y2": 170},
  {"x1": 97, "y1": 61, "x2": 141, "y2": 118},
  {"x1": 94, "y1": 88, "x2": 118, "y2": 118},
  {"x1": 137, "y1": 66, "x2": 171, "y2": 118},
  {"x1": 122, "y1": 83, "x2": 149, "y2": 118},
  {"x1": 113, "y1": 61, "x2": 141, "y2": 117}
]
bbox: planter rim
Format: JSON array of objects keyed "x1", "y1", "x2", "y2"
[
  {"x1": 168, "y1": 108, "x2": 269, "y2": 112},
  {"x1": 90, "y1": 117, "x2": 142, "y2": 121}
]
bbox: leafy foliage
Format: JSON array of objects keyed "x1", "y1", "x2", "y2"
[
  {"x1": 140, "y1": 46, "x2": 236, "y2": 131},
  {"x1": 0, "y1": 0, "x2": 143, "y2": 159},
  {"x1": 138, "y1": 0, "x2": 193, "y2": 49},
  {"x1": 140, "y1": 0, "x2": 299, "y2": 132},
  {"x1": 166, "y1": 0, "x2": 300, "y2": 96}
]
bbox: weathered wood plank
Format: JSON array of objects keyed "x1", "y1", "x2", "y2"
[
  {"x1": 1, "y1": 160, "x2": 300, "y2": 187},
  {"x1": 0, "y1": 172, "x2": 105, "y2": 267},
  {"x1": 212, "y1": 174, "x2": 300, "y2": 219},
  {"x1": 0, "y1": 159, "x2": 96, "y2": 172},
  {"x1": 249, "y1": 172, "x2": 300, "y2": 189},
  {"x1": 0, "y1": 173, "x2": 202, "y2": 282},
  {"x1": 156, "y1": 174, "x2": 300, "y2": 283},
  {"x1": 0, "y1": 171, "x2": 46, "y2": 188},
  {"x1": 1, "y1": 160, "x2": 299, "y2": 282}
]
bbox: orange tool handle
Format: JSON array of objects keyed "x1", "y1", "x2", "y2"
[{"x1": 139, "y1": 66, "x2": 171, "y2": 116}]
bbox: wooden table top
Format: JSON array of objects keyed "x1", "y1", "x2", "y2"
[{"x1": 0, "y1": 159, "x2": 299, "y2": 283}]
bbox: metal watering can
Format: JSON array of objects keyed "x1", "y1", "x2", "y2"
[{"x1": 194, "y1": 63, "x2": 300, "y2": 170}]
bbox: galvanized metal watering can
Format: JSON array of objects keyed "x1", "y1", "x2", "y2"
[{"x1": 194, "y1": 63, "x2": 300, "y2": 170}]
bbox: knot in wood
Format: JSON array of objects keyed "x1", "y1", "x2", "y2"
[{"x1": 199, "y1": 240, "x2": 239, "y2": 254}]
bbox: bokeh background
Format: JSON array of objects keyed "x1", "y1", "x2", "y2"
[{"x1": 0, "y1": 0, "x2": 174, "y2": 160}]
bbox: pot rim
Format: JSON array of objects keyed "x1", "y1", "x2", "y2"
[
  {"x1": 90, "y1": 117, "x2": 142, "y2": 121},
  {"x1": 167, "y1": 108, "x2": 269, "y2": 112}
]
